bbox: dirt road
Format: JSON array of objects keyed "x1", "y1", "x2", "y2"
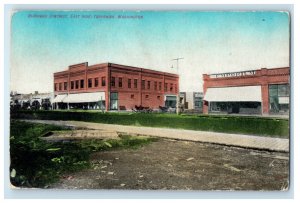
[{"x1": 50, "y1": 139, "x2": 289, "y2": 190}]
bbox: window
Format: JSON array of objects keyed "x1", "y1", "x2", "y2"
[
  {"x1": 159, "y1": 82, "x2": 162, "y2": 90},
  {"x1": 59, "y1": 83, "x2": 62, "y2": 91},
  {"x1": 147, "y1": 81, "x2": 151, "y2": 89},
  {"x1": 269, "y1": 84, "x2": 290, "y2": 114},
  {"x1": 154, "y1": 81, "x2": 157, "y2": 90},
  {"x1": 81, "y1": 79, "x2": 85, "y2": 88},
  {"x1": 142, "y1": 80, "x2": 145, "y2": 90},
  {"x1": 131, "y1": 94, "x2": 134, "y2": 99},
  {"x1": 76, "y1": 80, "x2": 79, "y2": 89},
  {"x1": 102, "y1": 77, "x2": 106, "y2": 86},
  {"x1": 278, "y1": 84, "x2": 289, "y2": 96},
  {"x1": 128, "y1": 79, "x2": 132, "y2": 88},
  {"x1": 134, "y1": 79, "x2": 138, "y2": 88},
  {"x1": 71, "y1": 81, "x2": 74, "y2": 89},
  {"x1": 164, "y1": 83, "x2": 168, "y2": 91},
  {"x1": 54, "y1": 83, "x2": 57, "y2": 91},
  {"x1": 64, "y1": 82, "x2": 67, "y2": 90},
  {"x1": 175, "y1": 84, "x2": 177, "y2": 93},
  {"x1": 165, "y1": 95, "x2": 177, "y2": 108},
  {"x1": 88, "y1": 78, "x2": 92, "y2": 88},
  {"x1": 111, "y1": 77, "x2": 115, "y2": 87},
  {"x1": 170, "y1": 83, "x2": 173, "y2": 91},
  {"x1": 95, "y1": 78, "x2": 99, "y2": 87},
  {"x1": 110, "y1": 92, "x2": 118, "y2": 110},
  {"x1": 119, "y1": 77, "x2": 123, "y2": 87}
]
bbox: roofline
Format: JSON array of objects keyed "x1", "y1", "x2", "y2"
[
  {"x1": 54, "y1": 62, "x2": 179, "y2": 77},
  {"x1": 207, "y1": 67, "x2": 290, "y2": 76}
]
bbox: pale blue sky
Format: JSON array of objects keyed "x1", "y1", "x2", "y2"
[{"x1": 10, "y1": 11, "x2": 290, "y2": 93}]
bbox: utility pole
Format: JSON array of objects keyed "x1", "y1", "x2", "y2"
[
  {"x1": 172, "y1": 57, "x2": 184, "y2": 72},
  {"x1": 171, "y1": 57, "x2": 184, "y2": 115}
]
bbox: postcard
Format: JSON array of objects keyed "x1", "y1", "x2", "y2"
[{"x1": 9, "y1": 10, "x2": 290, "y2": 191}]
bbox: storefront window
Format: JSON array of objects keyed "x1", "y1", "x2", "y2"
[
  {"x1": 110, "y1": 92, "x2": 118, "y2": 110},
  {"x1": 269, "y1": 84, "x2": 289, "y2": 114},
  {"x1": 165, "y1": 96, "x2": 176, "y2": 108},
  {"x1": 209, "y1": 102, "x2": 261, "y2": 114}
]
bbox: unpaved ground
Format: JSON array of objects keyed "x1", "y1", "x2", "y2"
[{"x1": 50, "y1": 139, "x2": 289, "y2": 190}]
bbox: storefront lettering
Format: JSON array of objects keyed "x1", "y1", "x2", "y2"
[{"x1": 210, "y1": 71, "x2": 256, "y2": 78}]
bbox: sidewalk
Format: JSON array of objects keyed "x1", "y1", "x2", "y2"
[{"x1": 21, "y1": 119, "x2": 289, "y2": 152}]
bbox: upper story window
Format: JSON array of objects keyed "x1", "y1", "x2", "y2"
[
  {"x1": 170, "y1": 83, "x2": 173, "y2": 91},
  {"x1": 76, "y1": 80, "x2": 79, "y2": 89},
  {"x1": 102, "y1": 77, "x2": 106, "y2": 86},
  {"x1": 128, "y1": 79, "x2": 132, "y2": 88},
  {"x1": 175, "y1": 84, "x2": 177, "y2": 93},
  {"x1": 159, "y1": 82, "x2": 162, "y2": 91},
  {"x1": 119, "y1": 77, "x2": 123, "y2": 87},
  {"x1": 88, "y1": 78, "x2": 92, "y2": 88},
  {"x1": 134, "y1": 79, "x2": 138, "y2": 88},
  {"x1": 95, "y1": 78, "x2": 99, "y2": 87},
  {"x1": 111, "y1": 77, "x2": 115, "y2": 87},
  {"x1": 64, "y1": 82, "x2": 67, "y2": 90},
  {"x1": 81, "y1": 79, "x2": 85, "y2": 89},
  {"x1": 164, "y1": 83, "x2": 168, "y2": 91},
  {"x1": 142, "y1": 80, "x2": 145, "y2": 90},
  {"x1": 154, "y1": 81, "x2": 157, "y2": 90},
  {"x1": 147, "y1": 81, "x2": 151, "y2": 89},
  {"x1": 59, "y1": 83, "x2": 62, "y2": 91},
  {"x1": 54, "y1": 83, "x2": 57, "y2": 91},
  {"x1": 71, "y1": 81, "x2": 74, "y2": 89}
]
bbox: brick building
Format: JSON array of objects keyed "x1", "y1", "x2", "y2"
[
  {"x1": 202, "y1": 67, "x2": 290, "y2": 115},
  {"x1": 53, "y1": 62, "x2": 179, "y2": 111}
]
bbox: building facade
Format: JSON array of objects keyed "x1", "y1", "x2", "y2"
[
  {"x1": 202, "y1": 67, "x2": 290, "y2": 115},
  {"x1": 180, "y1": 92, "x2": 203, "y2": 112},
  {"x1": 53, "y1": 62, "x2": 179, "y2": 111}
]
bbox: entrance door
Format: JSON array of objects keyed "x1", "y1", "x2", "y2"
[{"x1": 110, "y1": 92, "x2": 118, "y2": 110}]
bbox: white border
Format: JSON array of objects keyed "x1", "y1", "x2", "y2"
[{"x1": 1, "y1": 1, "x2": 298, "y2": 201}]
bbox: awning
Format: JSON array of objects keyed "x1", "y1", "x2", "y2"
[
  {"x1": 53, "y1": 94, "x2": 67, "y2": 103},
  {"x1": 64, "y1": 92, "x2": 105, "y2": 103},
  {"x1": 204, "y1": 86, "x2": 262, "y2": 102}
]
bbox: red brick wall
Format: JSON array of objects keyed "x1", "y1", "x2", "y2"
[
  {"x1": 54, "y1": 63, "x2": 108, "y2": 94},
  {"x1": 109, "y1": 64, "x2": 178, "y2": 110},
  {"x1": 202, "y1": 67, "x2": 290, "y2": 114},
  {"x1": 54, "y1": 62, "x2": 179, "y2": 111}
]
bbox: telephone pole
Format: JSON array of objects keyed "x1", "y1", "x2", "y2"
[
  {"x1": 172, "y1": 57, "x2": 184, "y2": 72},
  {"x1": 171, "y1": 57, "x2": 184, "y2": 115}
]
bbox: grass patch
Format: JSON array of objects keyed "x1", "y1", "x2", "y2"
[
  {"x1": 12, "y1": 110, "x2": 289, "y2": 137},
  {"x1": 10, "y1": 120, "x2": 157, "y2": 188}
]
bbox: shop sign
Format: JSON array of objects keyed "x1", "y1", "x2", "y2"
[{"x1": 210, "y1": 70, "x2": 256, "y2": 78}]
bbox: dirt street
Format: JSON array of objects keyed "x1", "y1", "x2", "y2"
[{"x1": 49, "y1": 138, "x2": 289, "y2": 190}]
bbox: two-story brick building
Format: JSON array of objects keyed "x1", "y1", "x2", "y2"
[
  {"x1": 202, "y1": 67, "x2": 290, "y2": 115},
  {"x1": 53, "y1": 62, "x2": 179, "y2": 111}
]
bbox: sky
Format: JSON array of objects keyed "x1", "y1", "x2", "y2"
[{"x1": 10, "y1": 11, "x2": 290, "y2": 93}]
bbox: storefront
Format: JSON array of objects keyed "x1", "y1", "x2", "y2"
[
  {"x1": 202, "y1": 67, "x2": 290, "y2": 115},
  {"x1": 52, "y1": 92, "x2": 105, "y2": 110}
]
